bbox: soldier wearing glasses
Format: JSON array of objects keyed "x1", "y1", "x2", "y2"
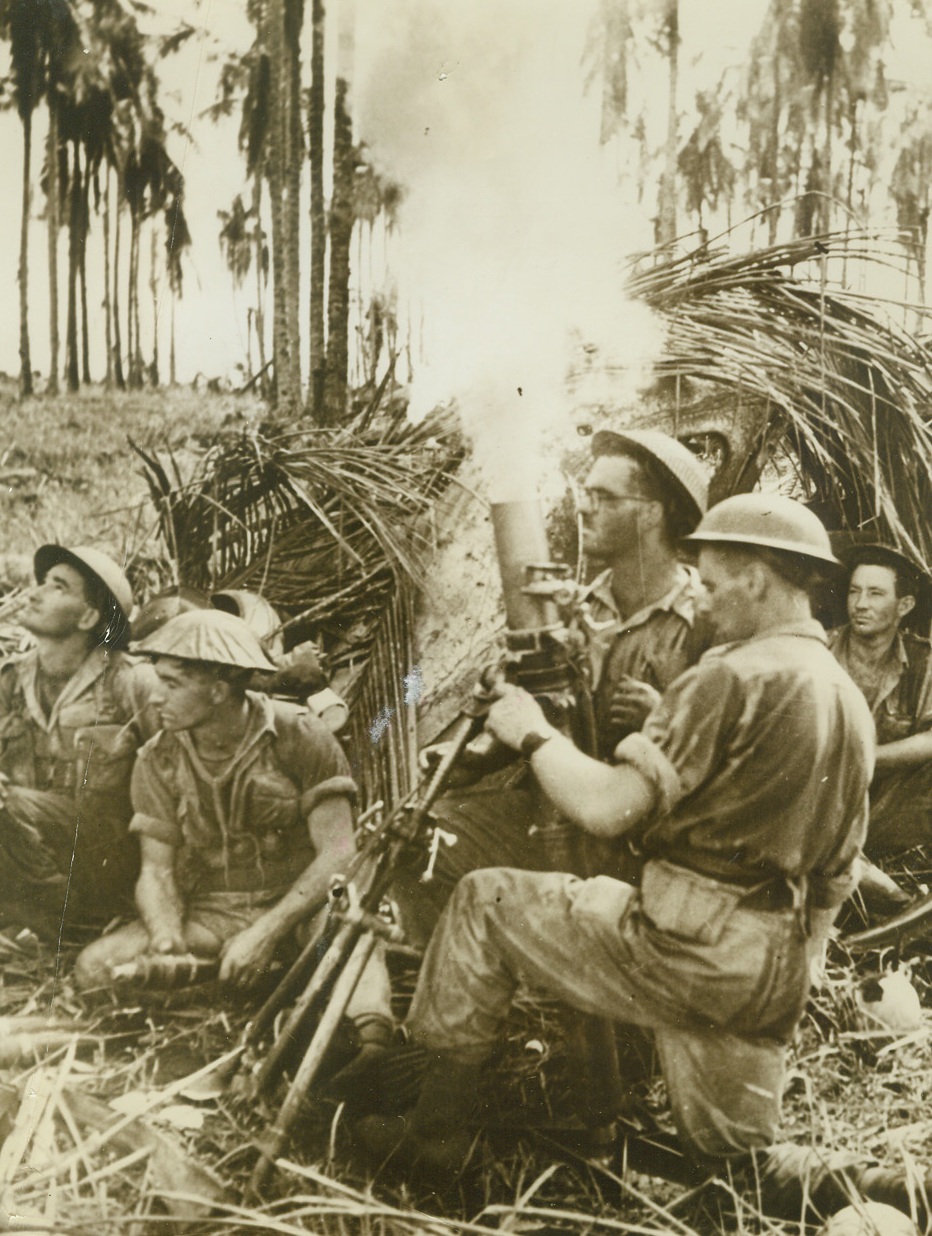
[{"x1": 394, "y1": 429, "x2": 710, "y2": 945}]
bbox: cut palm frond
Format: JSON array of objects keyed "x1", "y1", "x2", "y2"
[
  {"x1": 135, "y1": 401, "x2": 464, "y2": 802},
  {"x1": 626, "y1": 229, "x2": 932, "y2": 569}
]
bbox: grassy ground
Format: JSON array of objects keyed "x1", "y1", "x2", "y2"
[
  {"x1": 0, "y1": 378, "x2": 266, "y2": 577},
  {"x1": 0, "y1": 384, "x2": 930, "y2": 1235}
]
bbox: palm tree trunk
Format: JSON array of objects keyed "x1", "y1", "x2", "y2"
[
  {"x1": 103, "y1": 165, "x2": 113, "y2": 389},
  {"x1": 113, "y1": 172, "x2": 125, "y2": 389},
  {"x1": 267, "y1": 0, "x2": 297, "y2": 414},
  {"x1": 767, "y1": 52, "x2": 781, "y2": 246},
  {"x1": 285, "y1": 0, "x2": 303, "y2": 401},
  {"x1": 79, "y1": 167, "x2": 91, "y2": 384},
  {"x1": 169, "y1": 287, "x2": 177, "y2": 386},
  {"x1": 149, "y1": 223, "x2": 160, "y2": 386},
  {"x1": 18, "y1": 109, "x2": 33, "y2": 397},
  {"x1": 324, "y1": 0, "x2": 357, "y2": 425},
  {"x1": 65, "y1": 143, "x2": 80, "y2": 393},
  {"x1": 253, "y1": 171, "x2": 268, "y2": 386},
  {"x1": 307, "y1": 0, "x2": 326, "y2": 419},
  {"x1": 821, "y1": 70, "x2": 833, "y2": 234},
  {"x1": 656, "y1": 0, "x2": 679, "y2": 248},
  {"x1": 130, "y1": 214, "x2": 143, "y2": 388},
  {"x1": 45, "y1": 100, "x2": 60, "y2": 396}
]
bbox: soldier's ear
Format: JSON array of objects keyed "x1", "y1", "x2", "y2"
[
  {"x1": 76, "y1": 604, "x2": 103, "y2": 635},
  {"x1": 897, "y1": 594, "x2": 916, "y2": 622},
  {"x1": 208, "y1": 678, "x2": 229, "y2": 705}
]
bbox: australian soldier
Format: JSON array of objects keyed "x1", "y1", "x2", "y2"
[
  {"x1": 401, "y1": 429, "x2": 710, "y2": 935},
  {"x1": 357, "y1": 494, "x2": 876, "y2": 1185},
  {"x1": 0, "y1": 544, "x2": 148, "y2": 934},
  {"x1": 73, "y1": 610, "x2": 393, "y2": 1056},
  {"x1": 829, "y1": 544, "x2": 932, "y2": 862}
]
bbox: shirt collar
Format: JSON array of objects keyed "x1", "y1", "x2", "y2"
[
  {"x1": 176, "y1": 690, "x2": 277, "y2": 771},
  {"x1": 704, "y1": 619, "x2": 829, "y2": 660},
  {"x1": 829, "y1": 624, "x2": 909, "y2": 670},
  {"x1": 586, "y1": 563, "x2": 700, "y2": 631}
]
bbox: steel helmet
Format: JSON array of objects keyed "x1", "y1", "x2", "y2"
[
  {"x1": 135, "y1": 608, "x2": 277, "y2": 672},
  {"x1": 131, "y1": 585, "x2": 210, "y2": 644},
  {"x1": 34, "y1": 544, "x2": 134, "y2": 628},
  {"x1": 591, "y1": 428, "x2": 709, "y2": 529},
  {"x1": 210, "y1": 590, "x2": 285, "y2": 658},
  {"x1": 685, "y1": 492, "x2": 840, "y2": 566}
]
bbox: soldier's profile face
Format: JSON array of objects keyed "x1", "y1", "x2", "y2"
[
  {"x1": 847, "y1": 564, "x2": 912, "y2": 637},
  {"x1": 578, "y1": 455, "x2": 656, "y2": 563},
  {"x1": 21, "y1": 563, "x2": 98, "y2": 638},
  {"x1": 149, "y1": 657, "x2": 218, "y2": 732},
  {"x1": 696, "y1": 548, "x2": 755, "y2": 643}
]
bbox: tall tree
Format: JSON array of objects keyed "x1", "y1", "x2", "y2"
[
  {"x1": 585, "y1": 0, "x2": 683, "y2": 248},
  {"x1": 323, "y1": 0, "x2": 357, "y2": 423},
  {"x1": 0, "y1": 0, "x2": 79, "y2": 397},
  {"x1": 307, "y1": 0, "x2": 326, "y2": 417}
]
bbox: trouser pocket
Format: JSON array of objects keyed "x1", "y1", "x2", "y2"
[{"x1": 640, "y1": 860, "x2": 744, "y2": 947}]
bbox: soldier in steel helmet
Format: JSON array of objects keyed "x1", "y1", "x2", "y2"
[
  {"x1": 355, "y1": 493, "x2": 875, "y2": 1184},
  {"x1": 575, "y1": 428, "x2": 710, "y2": 756},
  {"x1": 397, "y1": 428, "x2": 712, "y2": 941},
  {"x1": 73, "y1": 610, "x2": 393, "y2": 1050},
  {"x1": 0, "y1": 544, "x2": 153, "y2": 934}
]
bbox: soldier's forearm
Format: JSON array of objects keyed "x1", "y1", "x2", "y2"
[
  {"x1": 529, "y1": 729, "x2": 656, "y2": 838},
  {"x1": 875, "y1": 730, "x2": 932, "y2": 771},
  {"x1": 135, "y1": 866, "x2": 186, "y2": 950}
]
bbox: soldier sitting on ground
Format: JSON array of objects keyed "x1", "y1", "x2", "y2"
[
  {"x1": 73, "y1": 609, "x2": 393, "y2": 1058},
  {"x1": 828, "y1": 545, "x2": 932, "y2": 907},
  {"x1": 0, "y1": 544, "x2": 152, "y2": 936}
]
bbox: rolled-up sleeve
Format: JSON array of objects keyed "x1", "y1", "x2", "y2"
[
  {"x1": 616, "y1": 658, "x2": 745, "y2": 811},
  {"x1": 128, "y1": 743, "x2": 182, "y2": 847},
  {"x1": 290, "y1": 712, "x2": 358, "y2": 816}
]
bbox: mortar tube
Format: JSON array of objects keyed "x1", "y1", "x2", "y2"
[{"x1": 490, "y1": 500, "x2": 560, "y2": 632}]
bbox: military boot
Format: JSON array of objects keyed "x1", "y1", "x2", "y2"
[{"x1": 354, "y1": 1049, "x2": 483, "y2": 1179}]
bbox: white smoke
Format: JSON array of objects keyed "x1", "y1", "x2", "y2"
[{"x1": 355, "y1": 0, "x2": 662, "y2": 500}]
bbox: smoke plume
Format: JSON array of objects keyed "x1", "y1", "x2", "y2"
[{"x1": 355, "y1": 0, "x2": 662, "y2": 500}]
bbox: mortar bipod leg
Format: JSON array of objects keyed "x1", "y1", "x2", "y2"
[
  {"x1": 248, "y1": 930, "x2": 379, "y2": 1197},
  {"x1": 253, "y1": 919, "x2": 359, "y2": 1094}
]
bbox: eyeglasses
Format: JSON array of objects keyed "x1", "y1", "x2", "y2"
[{"x1": 580, "y1": 487, "x2": 657, "y2": 511}]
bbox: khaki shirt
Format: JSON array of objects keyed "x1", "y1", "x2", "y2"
[
  {"x1": 130, "y1": 692, "x2": 356, "y2": 896},
  {"x1": 615, "y1": 621, "x2": 875, "y2": 907},
  {"x1": 828, "y1": 626, "x2": 932, "y2": 746},
  {"x1": 0, "y1": 646, "x2": 151, "y2": 807},
  {"x1": 575, "y1": 564, "x2": 705, "y2": 758}
]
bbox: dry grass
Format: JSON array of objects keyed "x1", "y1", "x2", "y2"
[
  {"x1": 0, "y1": 378, "x2": 930, "y2": 1233},
  {"x1": 0, "y1": 926, "x2": 929, "y2": 1236}
]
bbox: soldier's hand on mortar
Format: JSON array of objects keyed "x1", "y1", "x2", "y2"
[
  {"x1": 486, "y1": 683, "x2": 551, "y2": 751},
  {"x1": 609, "y1": 676, "x2": 661, "y2": 733},
  {"x1": 219, "y1": 921, "x2": 278, "y2": 987}
]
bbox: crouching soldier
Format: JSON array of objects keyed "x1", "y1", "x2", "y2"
[
  {"x1": 73, "y1": 610, "x2": 393, "y2": 1054},
  {"x1": 0, "y1": 544, "x2": 147, "y2": 935},
  {"x1": 355, "y1": 496, "x2": 920, "y2": 1221}
]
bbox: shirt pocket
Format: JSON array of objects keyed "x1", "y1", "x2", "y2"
[
  {"x1": 73, "y1": 723, "x2": 138, "y2": 795},
  {"x1": 639, "y1": 859, "x2": 743, "y2": 948},
  {"x1": 246, "y1": 768, "x2": 301, "y2": 844},
  {"x1": 0, "y1": 713, "x2": 36, "y2": 787}
]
